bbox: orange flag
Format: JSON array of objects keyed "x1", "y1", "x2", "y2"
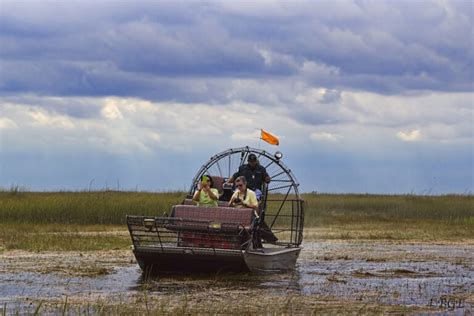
[{"x1": 261, "y1": 129, "x2": 279, "y2": 145}]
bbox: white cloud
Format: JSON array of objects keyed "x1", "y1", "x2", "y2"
[
  {"x1": 0, "y1": 117, "x2": 18, "y2": 129},
  {"x1": 0, "y1": 96, "x2": 285, "y2": 154},
  {"x1": 258, "y1": 49, "x2": 273, "y2": 66},
  {"x1": 0, "y1": 89, "x2": 472, "y2": 157},
  {"x1": 148, "y1": 132, "x2": 161, "y2": 143},
  {"x1": 256, "y1": 48, "x2": 299, "y2": 72},
  {"x1": 29, "y1": 110, "x2": 75, "y2": 129},
  {"x1": 231, "y1": 131, "x2": 260, "y2": 142},
  {"x1": 0, "y1": 92, "x2": 472, "y2": 193},
  {"x1": 101, "y1": 99, "x2": 124, "y2": 120},
  {"x1": 295, "y1": 88, "x2": 341, "y2": 104},
  {"x1": 397, "y1": 129, "x2": 421, "y2": 142},
  {"x1": 301, "y1": 60, "x2": 340, "y2": 77},
  {"x1": 310, "y1": 132, "x2": 341, "y2": 142}
]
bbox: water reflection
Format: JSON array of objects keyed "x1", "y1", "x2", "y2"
[
  {"x1": 133, "y1": 268, "x2": 303, "y2": 295},
  {"x1": 1, "y1": 242, "x2": 472, "y2": 310},
  {"x1": 0, "y1": 266, "x2": 142, "y2": 299}
]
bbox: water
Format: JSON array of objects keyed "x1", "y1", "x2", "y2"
[{"x1": 1, "y1": 242, "x2": 472, "y2": 313}]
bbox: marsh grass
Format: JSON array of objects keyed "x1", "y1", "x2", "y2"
[
  {"x1": 0, "y1": 224, "x2": 129, "y2": 251},
  {"x1": 270, "y1": 193, "x2": 473, "y2": 242},
  {"x1": 4, "y1": 293, "x2": 439, "y2": 315},
  {"x1": 0, "y1": 191, "x2": 185, "y2": 225},
  {"x1": 0, "y1": 191, "x2": 472, "y2": 251},
  {"x1": 302, "y1": 193, "x2": 473, "y2": 226},
  {"x1": 301, "y1": 193, "x2": 473, "y2": 241},
  {"x1": 1, "y1": 191, "x2": 471, "y2": 225}
]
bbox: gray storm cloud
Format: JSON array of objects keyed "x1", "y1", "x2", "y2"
[{"x1": 0, "y1": 0, "x2": 472, "y2": 101}]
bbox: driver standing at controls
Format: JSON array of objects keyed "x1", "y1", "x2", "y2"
[{"x1": 225, "y1": 153, "x2": 270, "y2": 200}]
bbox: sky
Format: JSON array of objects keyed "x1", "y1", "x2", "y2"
[{"x1": 0, "y1": 0, "x2": 472, "y2": 194}]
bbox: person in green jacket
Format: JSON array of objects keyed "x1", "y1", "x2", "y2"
[{"x1": 192, "y1": 175, "x2": 219, "y2": 207}]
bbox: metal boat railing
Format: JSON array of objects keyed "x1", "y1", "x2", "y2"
[
  {"x1": 127, "y1": 215, "x2": 252, "y2": 251},
  {"x1": 264, "y1": 198, "x2": 304, "y2": 246}
]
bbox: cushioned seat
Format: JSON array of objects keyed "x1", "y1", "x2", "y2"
[
  {"x1": 182, "y1": 198, "x2": 229, "y2": 207},
  {"x1": 171, "y1": 205, "x2": 253, "y2": 226},
  {"x1": 210, "y1": 176, "x2": 225, "y2": 195},
  {"x1": 169, "y1": 205, "x2": 254, "y2": 249}
]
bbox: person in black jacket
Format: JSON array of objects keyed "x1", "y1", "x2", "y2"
[{"x1": 226, "y1": 153, "x2": 270, "y2": 200}]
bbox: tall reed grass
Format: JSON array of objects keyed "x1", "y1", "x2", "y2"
[
  {"x1": 0, "y1": 190, "x2": 472, "y2": 226},
  {"x1": 0, "y1": 190, "x2": 185, "y2": 225},
  {"x1": 303, "y1": 193, "x2": 474, "y2": 226},
  {"x1": 0, "y1": 190, "x2": 472, "y2": 249}
]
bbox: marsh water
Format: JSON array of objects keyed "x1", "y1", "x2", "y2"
[{"x1": 1, "y1": 242, "x2": 472, "y2": 313}]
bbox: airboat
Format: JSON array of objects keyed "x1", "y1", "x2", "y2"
[{"x1": 126, "y1": 147, "x2": 304, "y2": 273}]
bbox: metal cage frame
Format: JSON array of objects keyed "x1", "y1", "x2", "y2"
[{"x1": 186, "y1": 146, "x2": 304, "y2": 246}]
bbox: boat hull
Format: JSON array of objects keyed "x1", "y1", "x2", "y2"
[
  {"x1": 243, "y1": 247, "x2": 301, "y2": 272},
  {"x1": 133, "y1": 245, "x2": 249, "y2": 273}
]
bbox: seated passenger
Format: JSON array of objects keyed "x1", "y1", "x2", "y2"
[
  {"x1": 192, "y1": 175, "x2": 219, "y2": 207},
  {"x1": 228, "y1": 176, "x2": 258, "y2": 211}
]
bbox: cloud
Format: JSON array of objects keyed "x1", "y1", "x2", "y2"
[
  {"x1": 101, "y1": 100, "x2": 124, "y2": 120},
  {"x1": 0, "y1": 0, "x2": 472, "y2": 101},
  {"x1": 1, "y1": 90, "x2": 471, "y2": 156},
  {"x1": 0, "y1": 1, "x2": 472, "y2": 193},
  {"x1": 0, "y1": 93, "x2": 472, "y2": 192},
  {"x1": 310, "y1": 132, "x2": 341, "y2": 142},
  {"x1": 231, "y1": 131, "x2": 260, "y2": 142},
  {"x1": 0, "y1": 117, "x2": 17, "y2": 129},
  {"x1": 397, "y1": 129, "x2": 421, "y2": 142},
  {"x1": 29, "y1": 110, "x2": 75, "y2": 129}
]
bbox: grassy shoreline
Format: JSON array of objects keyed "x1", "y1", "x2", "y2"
[{"x1": 0, "y1": 191, "x2": 472, "y2": 251}]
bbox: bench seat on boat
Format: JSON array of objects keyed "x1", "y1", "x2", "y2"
[
  {"x1": 168, "y1": 205, "x2": 254, "y2": 249},
  {"x1": 171, "y1": 205, "x2": 254, "y2": 227},
  {"x1": 182, "y1": 198, "x2": 229, "y2": 207}
]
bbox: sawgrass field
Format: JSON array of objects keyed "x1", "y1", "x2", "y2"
[{"x1": 0, "y1": 190, "x2": 472, "y2": 251}]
